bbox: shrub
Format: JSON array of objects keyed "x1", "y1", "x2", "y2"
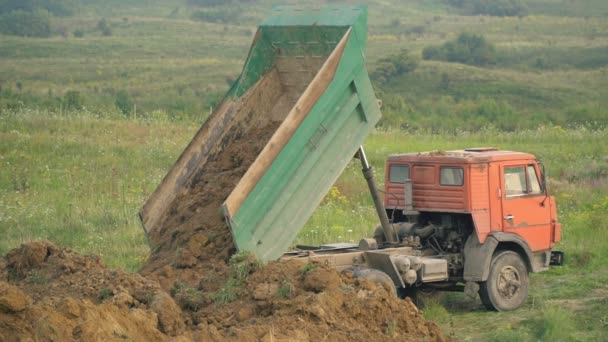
[
  {"x1": 446, "y1": 0, "x2": 527, "y2": 17},
  {"x1": 374, "y1": 92, "x2": 415, "y2": 129},
  {"x1": 188, "y1": 0, "x2": 253, "y2": 6},
  {"x1": 0, "y1": 9, "x2": 51, "y2": 37},
  {"x1": 472, "y1": 0, "x2": 527, "y2": 16},
  {"x1": 371, "y1": 49, "x2": 419, "y2": 84},
  {"x1": 97, "y1": 18, "x2": 112, "y2": 36},
  {"x1": 63, "y1": 90, "x2": 83, "y2": 110},
  {"x1": 115, "y1": 90, "x2": 133, "y2": 115},
  {"x1": 191, "y1": 8, "x2": 242, "y2": 23},
  {"x1": 423, "y1": 32, "x2": 496, "y2": 66},
  {"x1": 73, "y1": 28, "x2": 84, "y2": 38},
  {"x1": 0, "y1": 0, "x2": 77, "y2": 17},
  {"x1": 188, "y1": 0, "x2": 224, "y2": 5}
]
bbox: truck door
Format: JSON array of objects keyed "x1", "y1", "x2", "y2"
[{"x1": 500, "y1": 162, "x2": 552, "y2": 251}]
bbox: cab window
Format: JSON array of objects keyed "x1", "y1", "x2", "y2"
[
  {"x1": 389, "y1": 165, "x2": 410, "y2": 183},
  {"x1": 505, "y1": 167, "x2": 526, "y2": 196},
  {"x1": 440, "y1": 167, "x2": 464, "y2": 186},
  {"x1": 504, "y1": 165, "x2": 542, "y2": 197},
  {"x1": 527, "y1": 165, "x2": 542, "y2": 194}
]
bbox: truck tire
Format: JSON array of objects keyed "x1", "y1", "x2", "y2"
[
  {"x1": 479, "y1": 250, "x2": 529, "y2": 311},
  {"x1": 351, "y1": 268, "x2": 397, "y2": 296}
]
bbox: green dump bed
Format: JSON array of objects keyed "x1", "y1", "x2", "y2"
[{"x1": 141, "y1": 5, "x2": 382, "y2": 262}]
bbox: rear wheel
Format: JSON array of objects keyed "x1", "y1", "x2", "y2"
[
  {"x1": 351, "y1": 268, "x2": 397, "y2": 296},
  {"x1": 479, "y1": 250, "x2": 528, "y2": 311}
]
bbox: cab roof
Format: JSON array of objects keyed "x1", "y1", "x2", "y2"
[{"x1": 387, "y1": 147, "x2": 537, "y2": 164}]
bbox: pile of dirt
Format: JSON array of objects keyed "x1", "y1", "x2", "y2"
[
  {"x1": 0, "y1": 121, "x2": 447, "y2": 341},
  {"x1": 0, "y1": 242, "x2": 445, "y2": 341},
  {"x1": 192, "y1": 260, "x2": 445, "y2": 341},
  {"x1": 0, "y1": 241, "x2": 185, "y2": 340},
  {"x1": 0, "y1": 63, "x2": 446, "y2": 341}
]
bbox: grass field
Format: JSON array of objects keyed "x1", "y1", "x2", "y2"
[
  {"x1": 1, "y1": 0, "x2": 606, "y2": 127},
  {"x1": 1, "y1": 110, "x2": 607, "y2": 340},
  {"x1": 1, "y1": 0, "x2": 607, "y2": 340}
]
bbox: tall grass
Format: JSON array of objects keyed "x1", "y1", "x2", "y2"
[
  {"x1": 535, "y1": 305, "x2": 576, "y2": 341},
  {"x1": 0, "y1": 109, "x2": 197, "y2": 271},
  {"x1": 1, "y1": 111, "x2": 607, "y2": 339}
]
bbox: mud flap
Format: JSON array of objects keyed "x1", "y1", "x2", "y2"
[
  {"x1": 364, "y1": 251, "x2": 405, "y2": 288},
  {"x1": 550, "y1": 251, "x2": 564, "y2": 266},
  {"x1": 463, "y1": 233, "x2": 498, "y2": 282}
]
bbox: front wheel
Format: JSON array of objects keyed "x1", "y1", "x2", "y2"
[{"x1": 479, "y1": 250, "x2": 529, "y2": 311}]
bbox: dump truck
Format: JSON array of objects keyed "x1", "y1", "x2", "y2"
[
  {"x1": 141, "y1": 5, "x2": 563, "y2": 312},
  {"x1": 283, "y1": 147, "x2": 563, "y2": 311}
]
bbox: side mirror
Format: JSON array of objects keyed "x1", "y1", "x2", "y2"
[{"x1": 539, "y1": 162, "x2": 547, "y2": 193}]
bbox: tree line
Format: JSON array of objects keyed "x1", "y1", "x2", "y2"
[{"x1": 0, "y1": 0, "x2": 79, "y2": 37}]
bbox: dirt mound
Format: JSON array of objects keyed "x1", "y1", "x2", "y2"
[
  {"x1": 0, "y1": 290, "x2": 168, "y2": 341},
  {"x1": 0, "y1": 241, "x2": 188, "y2": 341},
  {"x1": 0, "y1": 122, "x2": 447, "y2": 341},
  {"x1": 0, "y1": 68, "x2": 446, "y2": 340},
  {"x1": 0, "y1": 117, "x2": 448, "y2": 341},
  {"x1": 192, "y1": 260, "x2": 445, "y2": 341},
  {"x1": 0, "y1": 242, "x2": 446, "y2": 341}
]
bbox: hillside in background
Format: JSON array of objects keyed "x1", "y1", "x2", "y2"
[{"x1": 0, "y1": 0, "x2": 606, "y2": 130}]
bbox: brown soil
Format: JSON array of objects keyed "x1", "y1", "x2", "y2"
[
  {"x1": 192, "y1": 261, "x2": 446, "y2": 342},
  {"x1": 0, "y1": 62, "x2": 447, "y2": 341},
  {"x1": 0, "y1": 242, "x2": 174, "y2": 341},
  {"x1": 0, "y1": 242, "x2": 445, "y2": 341}
]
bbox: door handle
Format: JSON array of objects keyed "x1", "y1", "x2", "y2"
[{"x1": 504, "y1": 215, "x2": 514, "y2": 220}]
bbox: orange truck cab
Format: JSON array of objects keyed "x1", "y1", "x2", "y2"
[{"x1": 382, "y1": 147, "x2": 563, "y2": 311}]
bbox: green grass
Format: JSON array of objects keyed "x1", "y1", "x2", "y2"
[
  {"x1": 1, "y1": 0, "x2": 607, "y2": 340},
  {"x1": 0, "y1": 0, "x2": 606, "y2": 128},
  {"x1": 0, "y1": 109, "x2": 198, "y2": 271},
  {"x1": 1, "y1": 111, "x2": 607, "y2": 340}
]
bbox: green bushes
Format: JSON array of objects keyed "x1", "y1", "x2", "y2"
[
  {"x1": 377, "y1": 94, "x2": 538, "y2": 132},
  {"x1": 97, "y1": 18, "x2": 112, "y2": 36},
  {"x1": 0, "y1": 0, "x2": 79, "y2": 37},
  {"x1": 423, "y1": 32, "x2": 496, "y2": 66},
  {"x1": 380, "y1": 94, "x2": 608, "y2": 132},
  {"x1": 0, "y1": 0, "x2": 77, "y2": 17},
  {"x1": 371, "y1": 49, "x2": 419, "y2": 84},
  {"x1": 0, "y1": 86, "x2": 63, "y2": 110},
  {"x1": 115, "y1": 90, "x2": 133, "y2": 115},
  {"x1": 496, "y1": 46, "x2": 608, "y2": 70},
  {"x1": 188, "y1": 0, "x2": 256, "y2": 6},
  {"x1": 446, "y1": 0, "x2": 527, "y2": 17},
  {"x1": 0, "y1": 9, "x2": 51, "y2": 37},
  {"x1": 191, "y1": 8, "x2": 242, "y2": 23},
  {"x1": 72, "y1": 28, "x2": 84, "y2": 37},
  {"x1": 63, "y1": 90, "x2": 83, "y2": 110},
  {"x1": 375, "y1": 92, "x2": 414, "y2": 129}
]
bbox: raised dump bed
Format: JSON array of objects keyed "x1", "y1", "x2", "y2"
[{"x1": 140, "y1": 5, "x2": 382, "y2": 262}]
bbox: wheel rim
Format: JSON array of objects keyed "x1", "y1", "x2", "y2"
[{"x1": 496, "y1": 265, "x2": 521, "y2": 300}]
